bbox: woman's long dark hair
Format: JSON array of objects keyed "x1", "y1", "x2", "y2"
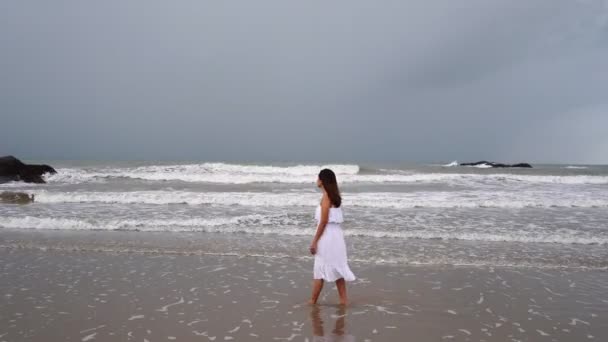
[{"x1": 319, "y1": 169, "x2": 341, "y2": 208}]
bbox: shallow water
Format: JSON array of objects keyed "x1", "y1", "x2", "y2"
[{"x1": 1, "y1": 161, "x2": 607, "y2": 268}]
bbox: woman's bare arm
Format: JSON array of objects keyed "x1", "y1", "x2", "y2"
[{"x1": 310, "y1": 195, "x2": 331, "y2": 254}]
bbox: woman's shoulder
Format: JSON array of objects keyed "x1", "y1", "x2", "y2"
[{"x1": 320, "y1": 194, "x2": 331, "y2": 206}]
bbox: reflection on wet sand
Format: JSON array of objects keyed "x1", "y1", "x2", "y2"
[
  {"x1": 1, "y1": 247, "x2": 606, "y2": 341},
  {"x1": 311, "y1": 305, "x2": 355, "y2": 342}
]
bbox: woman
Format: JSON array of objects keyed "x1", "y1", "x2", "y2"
[{"x1": 309, "y1": 169, "x2": 356, "y2": 305}]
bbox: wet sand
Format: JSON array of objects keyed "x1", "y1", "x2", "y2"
[{"x1": 1, "y1": 246, "x2": 607, "y2": 342}]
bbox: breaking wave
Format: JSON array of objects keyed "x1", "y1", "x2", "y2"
[
  {"x1": 38, "y1": 162, "x2": 608, "y2": 185},
  {"x1": 1, "y1": 216, "x2": 606, "y2": 245},
  {"x1": 25, "y1": 190, "x2": 608, "y2": 208}
]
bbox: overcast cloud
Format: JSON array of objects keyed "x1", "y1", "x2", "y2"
[{"x1": 1, "y1": 0, "x2": 607, "y2": 163}]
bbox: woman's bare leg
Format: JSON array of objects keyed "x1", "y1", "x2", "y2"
[
  {"x1": 336, "y1": 278, "x2": 347, "y2": 305},
  {"x1": 309, "y1": 279, "x2": 324, "y2": 304}
]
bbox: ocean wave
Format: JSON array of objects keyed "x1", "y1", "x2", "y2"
[
  {"x1": 348, "y1": 229, "x2": 608, "y2": 245},
  {"x1": 30, "y1": 190, "x2": 319, "y2": 206},
  {"x1": 467, "y1": 163, "x2": 493, "y2": 169},
  {"x1": 45, "y1": 167, "x2": 466, "y2": 185},
  {"x1": 442, "y1": 161, "x2": 458, "y2": 167},
  {"x1": 43, "y1": 166, "x2": 608, "y2": 185},
  {"x1": 1, "y1": 216, "x2": 606, "y2": 245},
  {"x1": 564, "y1": 166, "x2": 589, "y2": 169},
  {"x1": 2, "y1": 243, "x2": 604, "y2": 269},
  {"x1": 0, "y1": 181, "x2": 48, "y2": 188},
  {"x1": 0, "y1": 214, "x2": 301, "y2": 231},
  {"x1": 26, "y1": 190, "x2": 608, "y2": 208},
  {"x1": 45, "y1": 163, "x2": 360, "y2": 184}
]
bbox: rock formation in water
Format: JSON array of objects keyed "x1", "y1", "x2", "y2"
[
  {"x1": 460, "y1": 161, "x2": 533, "y2": 168},
  {"x1": 0, "y1": 191, "x2": 35, "y2": 204},
  {"x1": 0, "y1": 155, "x2": 57, "y2": 183}
]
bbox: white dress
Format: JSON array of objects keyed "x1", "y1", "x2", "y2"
[{"x1": 313, "y1": 205, "x2": 356, "y2": 282}]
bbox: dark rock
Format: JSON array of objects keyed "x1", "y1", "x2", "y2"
[
  {"x1": 0, "y1": 191, "x2": 35, "y2": 204},
  {"x1": 0, "y1": 156, "x2": 57, "y2": 184},
  {"x1": 460, "y1": 161, "x2": 532, "y2": 168}
]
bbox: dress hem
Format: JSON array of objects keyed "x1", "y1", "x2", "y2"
[{"x1": 313, "y1": 264, "x2": 356, "y2": 282}]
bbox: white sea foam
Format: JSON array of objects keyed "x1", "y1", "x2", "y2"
[
  {"x1": 39, "y1": 163, "x2": 608, "y2": 185},
  {"x1": 45, "y1": 163, "x2": 360, "y2": 185},
  {"x1": 349, "y1": 229, "x2": 608, "y2": 245},
  {"x1": 0, "y1": 214, "x2": 299, "y2": 231},
  {"x1": 27, "y1": 190, "x2": 608, "y2": 208},
  {"x1": 30, "y1": 190, "x2": 318, "y2": 207},
  {"x1": 443, "y1": 161, "x2": 458, "y2": 167},
  {"x1": 564, "y1": 166, "x2": 589, "y2": 169},
  {"x1": 44, "y1": 167, "x2": 465, "y2": 185},
  {"x1": 469, "y1": 163, "x2": 493, "y2": 169},
  {"x1": 1, "y1": 216, "x2": 606, "y2": 245}
]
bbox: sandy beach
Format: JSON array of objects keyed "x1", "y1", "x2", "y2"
[{"x1": 1, "y1": 231, "x2": 607, "y2": 342}]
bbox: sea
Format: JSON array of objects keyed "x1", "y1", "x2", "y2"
[{"x1": 1, "y1": 161, "x2": 607, "y2": 269}]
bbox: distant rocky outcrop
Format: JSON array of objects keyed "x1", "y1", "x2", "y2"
[
  {"x1": 460, "y1": 161, "x2": 532, "y2": 168},
  {"x1": 0, "y1": 155, "x2": 57, "y2": 183},
  {"x1": 0, "y1": 191, "x2": 35, "y2": 204}
]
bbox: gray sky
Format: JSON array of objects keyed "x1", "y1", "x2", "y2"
[{"x1": 1, "y1": 0, "x2": 607, "y2": 164}]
